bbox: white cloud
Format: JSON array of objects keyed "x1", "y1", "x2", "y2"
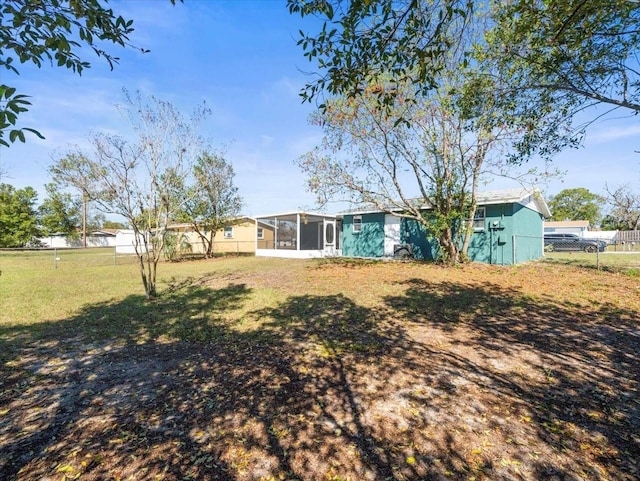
[{"x1": 587, "y1": 124, "x2": 640, "y2": 143}]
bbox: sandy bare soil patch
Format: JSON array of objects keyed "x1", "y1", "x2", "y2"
[{"x1": 1, "y1": 260, "x2": 639, "y2": 480}]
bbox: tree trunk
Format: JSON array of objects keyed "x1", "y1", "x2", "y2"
[
  {"x1": 82, "y1": 193, "x2": 87, "y2": 248},
  {"x1": 439, "y1": 227, "x2": 460, "y2": 265},
  {"x1": 206, "y1": 230, "x2": 215, "y2": 258}
]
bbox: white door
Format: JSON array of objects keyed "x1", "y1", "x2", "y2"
[
  {"x1": 324, "y1": 220, "x2": 336, "y2": 251},
  {"x1": 384, "y1": 215, "x2": 401, "y2": 257}
]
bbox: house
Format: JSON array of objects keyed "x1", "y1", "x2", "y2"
[
  {"x1": 544, "y1": 220, "x2": 590, "y2": 237},
  {"x1": 212, "y1": 217, "x2": 272, "y2": 254},
  {"x1": 165, "y1": 217, "x2": 272, "y2": 255},
  {"x1": 339, "y1": 188, "x2": 551, "y2": 265},
  {"x1": 37, "y1": 229, "x2": 117, "y2": 248},
  {"x1": 255, "y1": 211, "x2": 339, "y2": 258}
]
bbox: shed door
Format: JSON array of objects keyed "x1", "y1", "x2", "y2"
[{"x1": 384, "y1": 215, "x2": 401, "y2": 257}]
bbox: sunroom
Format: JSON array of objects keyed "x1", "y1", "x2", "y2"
[{"x1": 255, "y1": 211, "x2": 341, "y2": 258}]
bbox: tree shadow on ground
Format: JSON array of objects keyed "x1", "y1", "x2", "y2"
[
  {"x1": 0, "y1": 280, "x2": 253, "y2": 480},
  {"x1": 247, "y1": 294, "x2": 410, "y2": 479},
  {"x1": 0, "y1": 284, "x2": 431, "y2": 480},
  {"x1": 1, "y1": 273, "x2": 639, "y2": 480},
  {"x1": 385, "y1": 278, "x2": 640, "y2": 480}
]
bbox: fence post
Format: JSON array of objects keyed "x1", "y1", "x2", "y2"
[
  {"x1": 53, "y1": 248, "x2": 58, "y2": 269},
  {"x1": 114, "y1": 246, "x2": 117, "y2": 266}
]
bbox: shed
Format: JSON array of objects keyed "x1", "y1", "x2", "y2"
[
  {"x1": 339, "y1": 188, "x2": 550, "y2": 265},
  {"x1": 115, "y1": 229, "x2": 142, "y2": 254}
]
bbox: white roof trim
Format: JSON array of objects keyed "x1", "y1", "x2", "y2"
[
  {"x1": 339, "y1": 188, "x2": 551, "y2": 218},
  {"x1": 255, "y1": 211, "x2": 336, "y2": 219}
]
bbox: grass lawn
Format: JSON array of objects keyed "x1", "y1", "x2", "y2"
[
  {"x1": 1, "y1": 253, "x2": 639, "y2": 480},
  {"x1": 543, "y1": 250, "x2": 640, "y2": 275}
]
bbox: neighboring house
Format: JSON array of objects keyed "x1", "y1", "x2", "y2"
[
  {"x1": 211, "y1": 217, "x2": 270, "y2": 254},
  {"x1": 339, "y1": 188, "x2": 551, "y2": 265},
  {"x1": 165, "y1": 217, "x2": 273, "y2": 255},
  {"x1": 255, "y1": 211, "x2": 339, "y2": 258},
  {"x1": 544, "y1": 220, "x2": 590, "y2": 237},
  {"x1": 38, "y1": 229, "x2": 117, "y2": 248}
]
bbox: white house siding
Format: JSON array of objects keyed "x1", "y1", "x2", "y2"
[
  {"x1": 38, "y1": 235, "x2": 117, "y2": 248},
  {"x1": 115, "y1": 230, "x2": 144, "y2": 254}
]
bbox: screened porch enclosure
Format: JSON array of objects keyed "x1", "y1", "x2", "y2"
[{"x1": 255, "y1": 212, "x2": 340, "y2": 258}]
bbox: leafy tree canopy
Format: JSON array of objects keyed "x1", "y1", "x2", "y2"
[
  {"x1": 38, "y1": 182, "x2": 82, "y2": 236},
  {"x1": 290, "y1": 1, "x2": 640, "y2": 160},
  {"x1": 102, "y1": 220, "x2": 127, "y2": 230},
  {"x1": 288, "y1": 0, "x2": 471, "y2": 107},
  {"x1": 548, "y1": 188, "x2": 604, "y2": 225},
  {"x1": 487, "y1": 0, "x2": 640, "y2": 114},
  {"x1": 0, "y1": 183, "x2": 40, "y2": 247},
  {"x1": 177, "y1": 151, "x2": 242, "y2": 259},
  {"x1": 0, "y1": 0, "x2": 181, "y2": 147}
]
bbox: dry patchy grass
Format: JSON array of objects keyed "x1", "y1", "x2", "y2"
[{"x1": 1, "y1": 256, "x2": 639, "y2": 480}]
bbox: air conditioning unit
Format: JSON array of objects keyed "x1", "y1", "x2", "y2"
[{"x1": 393, "y1": 244, "x2": 413, "y2": 259}]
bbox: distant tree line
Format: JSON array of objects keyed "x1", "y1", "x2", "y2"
[{"x1": 0, "y1": 181, "x2": 125, "y2": 248}]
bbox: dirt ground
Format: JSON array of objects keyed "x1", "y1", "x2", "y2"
[{"x1": 1, "y1": 260, "x2": 639, "y2": 480}]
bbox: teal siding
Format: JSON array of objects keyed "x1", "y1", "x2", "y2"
[
  {"x1": 342, "y1": 213, "x2": 385, "y2": 257},
  {"x1": 341, "y1": 202, "x2": 543, "y2": 264},
  {"x1": 467, "y1": 203, "x2": 543, "y2": 264},
  {"x1": 511, "y1": 203, "x2": 544, "y2": 263},
  {"x1": 468, "y1": 204, "x2": 513, "y2": 265},
  {"x1": 401, "y1": 218, "x2": 439, "y2": 261}
]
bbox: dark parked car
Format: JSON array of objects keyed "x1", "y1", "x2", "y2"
[{"x1": 544, "y1": 233, "x2": 606, "y2": 252}]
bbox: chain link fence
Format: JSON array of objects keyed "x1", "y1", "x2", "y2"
[
  {"x1": 0, "y1": 247, "x2": 140, "y2": 270},
  {"x1": 0, "y1": 242, "x2": 259, "y2": 271},
  {"x1": 513, "y1": 235, "x2": 640, "y2": 273}
]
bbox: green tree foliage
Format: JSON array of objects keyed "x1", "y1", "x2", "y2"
[
  {"x1": 49, "y1": 151, "x2": 98, "y2": 247},
  {"x1": 37, "y1": 182, "x2": 81, "y2": 236},
  {"x1": 0, "y1": 183, "x2": 39, "y2": 247},
  {"x1": 102, "y1": 220, "x2": 127, "y2": 230},
  {"x1": 0, "y1": 85, "x2": 44, "y2": 147},
  {"x1": 290, "y1": 1, "x2": 640, "y2": 159},
  {"x1": 0, "y1": 0, "x2": 181, "y2": 147},
  {"x1": 178, "y1": 152, "x2": 242, "y2": 259},
  {"x1": 487, "y1": 1, "x2": 640, "y2": 113},
  {"x1": 548, "y1": 188, "x2": 604, "y2": 224},
  {"x1": 600, "y1": 215, "x2": 628, "y2": 231},
  {"x1": 288, "y1": 0, "x2": 469, "y2": 107},
  {"x1": 483, "y1": 0, "x2": 640, "y2": 160}
]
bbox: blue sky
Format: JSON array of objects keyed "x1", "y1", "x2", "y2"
[{"x1": 1, "y1": 0, "x2": 638, "y2": 217}]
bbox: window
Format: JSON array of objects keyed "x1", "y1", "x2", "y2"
[
  {"x1": 223, "y1": 226, "x2": 234, "y2": 239},
  {"x1": 473, "y1": 207, "x2": 486, "y2": 231},
  {"x1": 257, "y1": 227, "x2": 264, "y2": 239},
  {"x1": 353, "y1": 215, "x2": 362, "y2": 233}
]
